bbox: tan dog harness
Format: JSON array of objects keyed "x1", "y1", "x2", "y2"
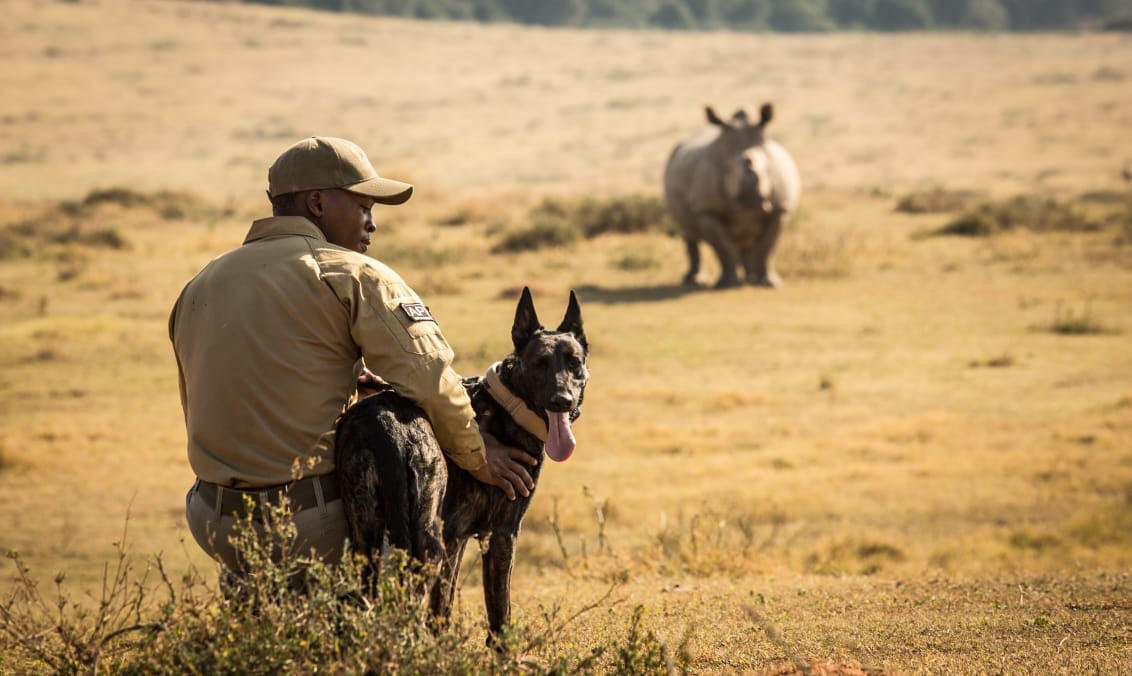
[{"x1": 483, "y1": 361, "x2": 547, "y2": 441}]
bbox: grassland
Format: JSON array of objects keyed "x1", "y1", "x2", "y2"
[{"x1": 2, "y1": 0, "x2": 1131, "y2": 672}]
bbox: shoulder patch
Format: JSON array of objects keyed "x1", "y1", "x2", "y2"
[{"x1": 400, "y1": 302, "x2": 436, "y2": 323}]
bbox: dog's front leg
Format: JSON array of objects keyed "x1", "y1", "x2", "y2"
[{"x1": 481, "y1": 531, "x2": 516, "y2": 641}]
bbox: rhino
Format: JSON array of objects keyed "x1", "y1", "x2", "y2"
[{"x1": 663, "y1": 103, "x2": 801, "y2": 288}]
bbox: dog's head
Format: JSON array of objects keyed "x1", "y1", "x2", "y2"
[{"x1": 508, "y1": 287, "x2": 588, "y2": 462}]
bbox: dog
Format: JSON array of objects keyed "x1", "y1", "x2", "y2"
[{"x1": 334, "y1": 287, "x2": 589, "y2": 639}]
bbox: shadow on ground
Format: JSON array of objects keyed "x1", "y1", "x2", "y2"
[{"x1": 574, "y1": 284, "x2": 703, "y2": 304}]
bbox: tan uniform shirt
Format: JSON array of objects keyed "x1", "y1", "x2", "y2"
[{"x1": 169, "y1": 216, "x2": 486, "y2": 487}]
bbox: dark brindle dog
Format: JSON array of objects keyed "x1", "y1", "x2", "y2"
[{"x1": 334, "y1": 287, "x2": 588, "y2": 638}]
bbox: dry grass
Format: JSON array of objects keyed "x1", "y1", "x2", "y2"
[{"x1": 2, "y1": 1, "x2": 1132, "y2": 672}]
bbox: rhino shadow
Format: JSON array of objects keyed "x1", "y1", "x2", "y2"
[{"x1": 573, "y1": 283, "x2": 705, "y2": 305}]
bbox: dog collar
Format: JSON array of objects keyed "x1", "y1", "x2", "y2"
[{"x1": 483, "y1": 361, "x2": 547, "y2": 442}]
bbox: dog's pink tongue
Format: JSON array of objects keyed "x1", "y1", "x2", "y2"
[{"x1": 544, "y1": 410, "x2": 575, "y2": 462}]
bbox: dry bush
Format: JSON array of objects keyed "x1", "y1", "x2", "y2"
[
  {"x1": 494, "y1": 217, "x2": 580, "y2": 253},
  {"x1": 895, "y1": 186, "x2": 984, "y2": 214},
  {"x1": 803, "y1": 537, "x2": 907, "y2": 576},
  {"x1": 493, "y1": 194, "x2": 673, "y2": 253},
  {"x1": 934, "y1": 194, "x2": 1104, "y2": 236},
  {"x1": 778, "y1": 225, "x2": 855, "y2": 279},
  {"x1": 0, "y1": 187, "x2": 223, "y2": 261},
  {"x1": 0, "y1": 502, "x2": 674, "y2": 674},
  {"x1": 79, "y1": 187, "x2": 217, "y2": 221},
  {"x1": 1039, "y1": 301, "x2": 1116, "y2": 335}
]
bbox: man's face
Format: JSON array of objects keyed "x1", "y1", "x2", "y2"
[{"x1": 313, "y1": 189, "x2": 377, "y2": 253}]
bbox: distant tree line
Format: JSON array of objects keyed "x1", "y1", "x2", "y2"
[{"x1": 233, "y1": 0, "x2": 1132, "y2": 31}]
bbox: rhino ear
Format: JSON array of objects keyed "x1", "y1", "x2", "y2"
[
  {"x1": 759, "y1": 102, "x2": 774, "y2": 127},
  {"x1": 512, "y1": 286, "x2": 542, "y2": 351},
  {"x1": 705, "y1": 106, "x2": 727, "y2": 127}
]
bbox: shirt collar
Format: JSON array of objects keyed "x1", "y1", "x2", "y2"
[{"x1": 243, "y1": 216, "x2": 327, "y2": 245}]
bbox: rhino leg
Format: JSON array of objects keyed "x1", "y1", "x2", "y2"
[
  {"x1": 744, "y1": 211, "x2": 784, "y2": 288},
  {"x1": 697, "y1": 213, "x2": 742, "y2": 289},
  {"x1": 681, "y1": 237, "x2": 702, "y2": 287}
]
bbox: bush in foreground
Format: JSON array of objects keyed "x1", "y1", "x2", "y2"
[{"x1": 1, "y1": 500, "x2": 675, "y2": 674}]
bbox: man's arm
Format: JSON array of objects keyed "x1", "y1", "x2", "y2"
[{"x1": 341, "y1": 267, "x2": 533, "y2": 495}]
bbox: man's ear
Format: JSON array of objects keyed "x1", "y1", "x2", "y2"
[{"x1": 305, "y1": 190, "x2": 325, "y2": 217}]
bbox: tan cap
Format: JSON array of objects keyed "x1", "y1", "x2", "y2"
[{"x1": 267, "y1": 136, "x2": 413, "y2": 204}]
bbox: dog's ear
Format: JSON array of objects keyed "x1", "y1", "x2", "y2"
[
  {"x1": 512, "y1": 286, "x2": 542, "y2": 351},
  {"x1": 556, "y1": 290, "x2": 587, "y2": 354}
]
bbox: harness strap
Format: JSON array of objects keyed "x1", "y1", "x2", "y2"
[{"x1": 483, "y1": 361, "x2": 547, "y2": 441}]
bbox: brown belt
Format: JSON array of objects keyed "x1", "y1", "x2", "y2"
[{"x1": 195, "y1": 475, "x2": 340, "y2": 519}]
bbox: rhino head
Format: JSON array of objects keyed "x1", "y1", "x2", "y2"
[{"x1": 707, "y1": 103, "x2": 775, "y2": 214}]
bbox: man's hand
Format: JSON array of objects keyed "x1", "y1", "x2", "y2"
[
  {"x1": 468, "y1": 414, "x2": 537, "y2": 501},
  {"x1": 356, "y1": 368, "x2": 387, "y2": 398}
]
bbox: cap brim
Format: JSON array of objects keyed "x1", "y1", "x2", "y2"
[{"x1": 345, "y1": 176, "x2": 414, "y2": 205}]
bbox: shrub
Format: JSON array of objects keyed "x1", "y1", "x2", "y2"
[
  {"x1": 494, "y1": 218, "x2": 581, "y2": 253},
  {"x1": 575, "y1": 194, "x2": 674, "y2": 238},
  {"x1": 82, "y1": 187, "x2": 151, "y2": 209},
  {"x1": 936, "y1": 210, "x2": 999, "y2": 236},
  {"x1": 1042, "y1": 301, "x2": 1113, "y2": 336},
  {"x1": 494, "y1": 194, "x2": 674, "y2": 253},
  {"x1": 872, "y1": 0, "x2": 933, "y2": 30},
  {"x1": 895, "y1": 187, "x2": 983, "y2": 214},
  {"x1": 1111, "y1": 200, "x2": 1132, "y2": 243},
  {"x1": 934, "y1": 194, "x2": 1103, "y2": 237},
  {"x1": 0, "y1": 229, "x2": 33, "y2": 259},
  {"x1": 82, "y1": 188, "x2": 212, "y2": 222},
  {"x1": 1, "y1": 499, "x2": 672, "y2": 673},
  {"x1": 47, "y1": 224, "x2": 130, "y2": 250},
  {"x1": 613, "y1": 251, "x2": 660, "y2": 271},
  {"x1": 769, "y1": 0, "x2": 835, "y2": 31}
]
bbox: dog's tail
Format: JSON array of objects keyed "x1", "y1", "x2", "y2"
[{"x1": 335, "y1": 394, "x2": 415, "y2": 558}]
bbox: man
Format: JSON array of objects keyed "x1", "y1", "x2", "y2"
[{"x1": 170, "y1": 136, "x2": 535, "y2": 575}]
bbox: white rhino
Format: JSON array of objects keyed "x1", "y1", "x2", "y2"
[{"x1": 663, "y1": 103, "x2": 801, "y2": 288}]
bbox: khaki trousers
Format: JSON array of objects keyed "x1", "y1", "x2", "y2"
[{"x1": 185, "y1": 476, "x2": 349, "y2": 575}]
